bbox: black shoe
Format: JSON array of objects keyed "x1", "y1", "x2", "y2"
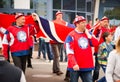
[
  {"x1": 53, "y1": 71, "x2": 57, "y2": 73},
  {"x1": 56, "y1": 71, "x2": 63, "y2": 75},
  {"x1": 27, "y1": 65, "x2": 33, "y2": 68},
  {"x1": 64, "y1": 77, "x2": 70, "y2": 82}
]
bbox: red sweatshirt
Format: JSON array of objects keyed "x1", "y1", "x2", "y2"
[
  {"x1": 2, "y1": 24, "x2": 36, "y2": 59},
  {"x1": 93, "y1": 26, "x2": 110, "y2": 53},
  {"x1": 65, "y1": 30, "x2": 98, "y2": 71}
]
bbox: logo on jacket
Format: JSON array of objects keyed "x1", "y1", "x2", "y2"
[
  {"x1": 78, "y1": 37, "x2": 88, "y2": 49},
  {"x1": 17, "y1": 31, "x2": 27, "y2": 42}
]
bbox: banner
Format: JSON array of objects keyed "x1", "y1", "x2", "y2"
[{"x1": 0, "y1": 13, "x2": 74, "y2": 42}]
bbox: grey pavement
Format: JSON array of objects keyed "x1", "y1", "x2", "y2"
[
  {"x1": 25, "y1": 51, "x2": 104, "y2": 82},
  {"x1": 26, "y1": 60, "x2": 67, "y2": 82},
  {"x1": 25, "y1": 51, "x2": 68, "y2": 82}
]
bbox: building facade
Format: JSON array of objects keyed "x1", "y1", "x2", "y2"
[
  {"x1": 0, "y1": 0, "x2": 94, "y2": 23},
  {"x1": 52, "y1": 0, "x2": 94, "y2": 23}
]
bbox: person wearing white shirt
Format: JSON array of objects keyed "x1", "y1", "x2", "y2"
[{"x1": 106, "y1": 37, "x2": 120, "y2": 82}]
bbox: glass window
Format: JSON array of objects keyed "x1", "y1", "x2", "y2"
[
  {"x1": 53, "y1": 11, "x2": 56, "y2": 20},
  {"x1": 77, "y1": 0, "x2": 85, "y2": 11},
  {"x1": 87, "y1": 2, "x2": 91, "y2": 12},
  {"x1": 53, "y1": 0, "x2": 61, "y2": 9},
  {"x1": 63, "y1": 0, "x2": 75, "y2": 10},
  {"x1": 77, "y1": 13, "x2": 85, "y2": 17},
  {"x1": 0, "y1": 0, "x2": 5, "y2": 8},
  {"x1": 87, "y1": 15, "x2": 91, "y2": 21},
  {"x1": 0, "y1": 0, "x2": 14, "y2": 8},
  {"x1": 64, "y1": 12, "x2": 75, "y2": 23},
  {"x1": 11, "y1": 0, "x2": 14, "y2": 8},
  {"x1": 30, "y1": 0, "x2": 33, "y2": 9}
]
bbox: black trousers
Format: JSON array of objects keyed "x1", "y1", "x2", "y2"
[
  {"x1": 12, "y1": 55, "x2": 27, "y2": 73},
  {"x1": 27, "y1": 55, "x2": 32, "y2": 66},
  {"x1": 93, "y1": 53, "x2": 100, "y2": 82},
  {"x1": 27, "y1": 48, "x2": 33, "y2": 66},
  {"x1": 65, "y1": 70, "x2": 70, "y2": 78}
]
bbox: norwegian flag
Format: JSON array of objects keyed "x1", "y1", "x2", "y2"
[
  {"x1": 0, "y1": 13, "x2": 74, "y2": 42},
  {"x1": 36, "y1": 16, "x2": 74, "y2": 43}
]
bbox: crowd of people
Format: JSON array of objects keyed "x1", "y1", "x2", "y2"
[{"x1": 0, "y1": 10, "x2": 120, "y2": 82}]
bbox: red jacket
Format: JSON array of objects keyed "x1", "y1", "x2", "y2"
[
  {"x1": 65, "y1": 30, "x2": 98, "y2": 71},
  {"x1": 2, "y1": 24, "x2": 36, "y2": 59},
  {"x1": 93, "y1": 26, "x2": 110, "y2": 53}
]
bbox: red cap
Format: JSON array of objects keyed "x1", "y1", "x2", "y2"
[
  {"x1": 101, "y1": 16, "x2": 109, "y2": 21},
  {"x1": 15, "y1": 13, "x2": 24, "y2": 19},
  {"x1": 55, "y1": 10, "x2": 63, "y2": 16},
  {"x1": 73, "y1": 16, "x2": 86, "y2": 24}
]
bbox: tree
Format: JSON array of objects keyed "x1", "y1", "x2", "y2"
[{"x1": 104, "y1": 7, "x2": 120, "y2": 20}]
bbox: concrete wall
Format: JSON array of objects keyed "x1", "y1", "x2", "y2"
[{"x1": 14, "y1": 0, "x2": 30, "y2": 9}]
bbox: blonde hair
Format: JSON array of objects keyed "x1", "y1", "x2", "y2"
[{"x1": 116, "y1": 37, "x2": 120, "y2": 53}]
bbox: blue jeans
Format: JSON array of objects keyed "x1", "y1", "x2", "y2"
[
  {"x1": 70, "y1": 71, "x2": 92, "y2": 82},
  {"x1": 46, "y1": 42, "x2": 53, "y2": 60},
  {"x1": 60, "y1": 44, "x2": 67, "y2": 62},
  {"x1": 38, "y1": 38, "x2": 46, "y2": 59},
  {"x1": 98, "y1": 65, "x2": 106, "y2": 82}
]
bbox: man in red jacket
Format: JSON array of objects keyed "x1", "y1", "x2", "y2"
[
  {"x1": 92, "y1": 16, "x2": 111, "y2": 82},
  {"x1": 65, "y1": 16, "x2": 98, "y2": 82},
  {"x1": 2, "y1": 13, "x2": 37, "y2": 73},
  {"x1": 50, "y1": 10, "x2": 68, "y2": 75}
]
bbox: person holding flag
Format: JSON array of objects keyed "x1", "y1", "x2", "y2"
[
  {"x1": 50, "y1": 10, "x2": 67, "y2": 75},
  {"x1": 2, "y1": 13, "x2": 38, "y2": 73}
]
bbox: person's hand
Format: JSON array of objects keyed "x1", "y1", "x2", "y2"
[
  {"x1": 115, "y1": 80, "x2": 120, "y2": 82},
  {"x1": 85, "y1": 29, "x2": 92, "y2": 39},
  {"x1": 73, "y1": 64, "x2": 79, "y2": 71},
  {"x1": 32, "y1": 13, "x2": 37, "y2": 21},
  {"x1": 0, "y1": 27, "x2": 7, "y2": 34}
]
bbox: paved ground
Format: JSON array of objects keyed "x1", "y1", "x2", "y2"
[
  {"x1": 26, "y1": 60, "x2": 67, "y2": 82},
  {"x1": 25, "y1": 51, "x2": 68, "y2": 82},
  {"x1": 25, "y1": 51, "x2": 104, "y2": 82}
]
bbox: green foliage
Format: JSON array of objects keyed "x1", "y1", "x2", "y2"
[{"x1": 104, "y1": 7, "x2": 120, "y2": 20}]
